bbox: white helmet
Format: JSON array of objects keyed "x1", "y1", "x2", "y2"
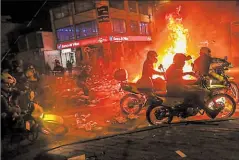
[{"x1": 1, "y1": 72, "x2": 16, "y2": 91}]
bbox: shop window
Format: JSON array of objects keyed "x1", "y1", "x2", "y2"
[
  {"x1": 112, "y1": 19, "x2": 126, "y2": 34},
  {"x1": 75, "y1": 20, "x2": 98, "y2": 39},
  {"x1": 138, "y1": 2, "x2": 148, "y2": 15},
  {"x1": 130, "y1": 21, "x2": 139, "y2": 33},
  {"x1": 128, "y1": 1, "x2": 137, "y2": 13},
  {"x1": 140, "y1": 22, "x2": 149, "y2": 35},
  {"x1": 53, "y1": 5, "x2": 70, "y2": 19},
  {"x1": 56, "y1": 26, "x2": 75, "y2": 42},
  {"x1": 74, "y1": 0, "x2": 95, "y2": 13},
  {"x1": 109, "y1": 0, "x2": 124, "y2": 10}
]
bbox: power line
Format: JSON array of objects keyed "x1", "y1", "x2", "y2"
[{"x1": 1, "y1": 0, "x2": 48, "y2": 63}]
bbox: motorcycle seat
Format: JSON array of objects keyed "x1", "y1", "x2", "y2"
[
  {"x1": 155, "y1": 91, "x2": 167, "y2": 97},
  {"x1": 155, "y1": 91, "x2": 183, "y2": 98}
]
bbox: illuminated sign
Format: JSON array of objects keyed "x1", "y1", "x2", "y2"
[
  {"x1": 97, "y1": 6, "x2": 109, "y2": 23},
  {"x1": 57, "y1": 36, "x2": 152, "y2": 49},
  {"x1": 61, "y1": 48, "x2": 72, "y2": 54},
  {"x1": 57, "y1": 36, "x2": 109, "y2": 49},
  {"x1": 109, "y1": 36, "x2": 152, "y2": 42}
]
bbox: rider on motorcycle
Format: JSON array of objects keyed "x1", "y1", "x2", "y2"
[
  {"x1": 136, "y1": 51, "x2": 164, "y2": 103},
  {"x1": 25, "y1": 64, "x2": 40, "y2": 91},
  {"x1": 1, "y1": 71, "x2": 23, "y2": 136},
  {"x1": 166, "y1": 53, "x2": 223, "y2": 118},
  {"x1": 194, "y1": 47, "x2": 226, "y2": 82},
  {"x1": 11, "y1": 59, "x2": 27, "y2": 90},
  {"x1": 137, "y1": 51, "x2": 164, "y2": 90}
]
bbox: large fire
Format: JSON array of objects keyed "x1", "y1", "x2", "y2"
[{"x1": 132, "y1": 6, "x2": 194, "y2": 83}]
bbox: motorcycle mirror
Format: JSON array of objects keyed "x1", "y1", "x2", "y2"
[{"x1": 158, "y1": 64, "x2": 163, "y2": 69}]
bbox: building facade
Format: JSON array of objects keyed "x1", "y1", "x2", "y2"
[
  {"x1": 1, "y1": 16, "x2": 23, "y2": 56},
  {"x1": 49, "y1": 0, "x2": 155, "y2": 70},
  {"x1": 16, "y1": 31, "x2": 59, "y2": 73}
]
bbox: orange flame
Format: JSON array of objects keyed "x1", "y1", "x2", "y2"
[{"x1": 131, "y1": 6, "x2": 195, "y2": 83}]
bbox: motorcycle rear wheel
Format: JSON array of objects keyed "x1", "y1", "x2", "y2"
[
  {"x1": 205, "y1": 93, "x2": 236, "y2": 119},
  {"x1": 120, "y1": 94, "x2": 143, "y2": 115},
  {"x1": 146, "y1": 105, "x2": 173, "y2": 126}
]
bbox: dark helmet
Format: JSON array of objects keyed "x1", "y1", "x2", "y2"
[
  {"x1": 12, "y1": 59, "x2": 23, "y2": 67},
  {"x1": 28, "y1": 64, "x2": 35, "y2": 69},
  {"x1": 173, "y1": 53, "x2": 192, "y2": 63},
  {"x1": 200, "y1": 47, "x2": 211, "y2": 56},
  {"x1": 147, "y1": 51, "x2": 157, "y2": 59}
]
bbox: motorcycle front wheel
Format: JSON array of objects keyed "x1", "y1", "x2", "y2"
[
  {"x1": 41, "y1": 122, "x2": 68, "y2": 136},
  {"x1": 120, "y1": 94, "x2": 143, "y2": 115},
  {"x1": 229, "y1": 82, "x2": 239, "y2": 103},
  {"x1": 205, "y1": 93, "x2": 236, "y2": 119},
  {"x1": 146, "y1": 105, "x2": 173, "y2": 126},
  {"x1": 40, "y1": 114, "x2": 68, "y2": 136}
]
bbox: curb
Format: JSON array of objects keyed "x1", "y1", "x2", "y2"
[{"x1": 36, "y1": 117, "x2": 239, "y2": 157}]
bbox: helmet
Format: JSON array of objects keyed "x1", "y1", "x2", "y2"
[
  {"x1": 173, "y1": 53, "x2": 192, "y2": 63},
  {"x1": 12, "y1": 59, "x2": 23, "y2": 68},
  {"x1": 147, "y1": 51, "x2": 158, "y2": 63},
  {"x1": 147, "y1": 51, "x2": 157, "y2": 59},
  {"x1": 28, "y1": 64, "x2": 35, "y2": 69},
  {"x1": 1, "y1": 72, "x2": 16, "y2": 91},
  {"x1": 200, "y1": 47, "x2": 211, "y2": 56}
]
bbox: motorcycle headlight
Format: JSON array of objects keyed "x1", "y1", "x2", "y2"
[{"x1": 40, "y1": 113, "x2": 44, "y2": 119}]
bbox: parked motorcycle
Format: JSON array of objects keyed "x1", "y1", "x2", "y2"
[
  {"x1": 146, "y1": 75, "x2": 236, "y2": 125},
  {"x1": 209, "y1": 56, "x2": 238, "y2": 103},
  {"x1": 2, "y1": 90, "x2": 68, "y2": 147}
]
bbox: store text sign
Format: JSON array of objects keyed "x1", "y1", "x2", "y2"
[
  {"x1": 109, "y1": 36, "x2": 152, "y2": 42},
  {"x1": 57, "y1": 36, "x2": 109, "y2": 49},
  {"x1": 57, "y1": 36, "x2": 152, "y2": 49}
]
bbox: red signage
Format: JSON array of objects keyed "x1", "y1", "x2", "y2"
[
  {"x1": 109, "y1": 36, "x2": 152, "y2": 42},
  {"x1": 57, "y1": 36, "x2": 109, "y2": 49},
  {"x1": 57, "y1": 36, "x2": 152, "y2": 49}
]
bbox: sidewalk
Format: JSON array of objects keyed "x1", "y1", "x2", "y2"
[{"x1": 35, "y1": 119, "x2": 239, "y2": 160}]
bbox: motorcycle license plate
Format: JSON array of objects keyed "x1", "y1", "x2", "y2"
[{"x1": 26, "y1": 121, "x2": 31, "y2": 131}]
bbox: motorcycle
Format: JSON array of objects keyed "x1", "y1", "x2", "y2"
[
  {"x1": 2, "y1": 90, "x2": 68, "y2": 146},
  {"x1": 114, "y1": 66, "x2": 166, "y2": 115},
  {"x1": 146, "y1": 74, "x2": 236, "y2": 126},
  {"x1": 209, "y1": 56, "x2": 239, "y2": 103}
]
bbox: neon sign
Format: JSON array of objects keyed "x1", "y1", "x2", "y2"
[
  {"x1": 57, "y1": 36, "x2": 152, "y2": 49},
  {"x1": 109, "y1": 36, "x2": 151, "y2": 42}
]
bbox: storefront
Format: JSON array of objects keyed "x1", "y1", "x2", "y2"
[
  {"x1": 56, "y1": 35, "x2": 152, "y2": 68},
  {"x1": 44, "y1": 50, "x2": 61, "y2": 70},
  {"x1": 60, "y1": 48, "x2": 77, "y2": 68}
]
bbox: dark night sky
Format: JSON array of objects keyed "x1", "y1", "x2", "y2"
[{"x1": 1, "y1": 0, "x2": 63, "y2": 31}]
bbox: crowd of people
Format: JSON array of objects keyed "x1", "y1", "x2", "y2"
[{"x1": 1, "y1": 59, "x2": 42, "y2": 137}]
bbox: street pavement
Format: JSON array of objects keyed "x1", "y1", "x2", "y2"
[
  {"x1": 1, "y1": 73, "x2": 239, "y2": 160},
  {"x1": 35, "y1": 118, "x2": 239, "y2": 160}
]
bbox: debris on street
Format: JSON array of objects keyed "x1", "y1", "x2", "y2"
[{"x1": 175, "y1": 150, "x2": 187, "y2": 158}]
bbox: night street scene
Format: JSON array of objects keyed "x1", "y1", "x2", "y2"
[{"x1": 1, "y1": 0, "x2": 239, "y2": 160}]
